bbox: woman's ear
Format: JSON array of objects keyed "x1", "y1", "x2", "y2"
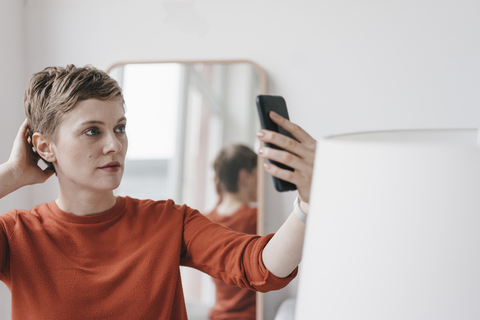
[{"x1": 32, "y1": 132, "x2": 56, "y2": 163}]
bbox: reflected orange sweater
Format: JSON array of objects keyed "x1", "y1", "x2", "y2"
[
  {"x1": 206, "y1": 205, "x2": 257, "y2": 320},
  {"x1": 0, "y1": 197, "x2": 296, "y2": 320}
]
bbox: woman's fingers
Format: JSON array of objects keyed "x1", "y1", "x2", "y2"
[
  {"x1": 258, "y1": 146, "x2": 302, "y2": 172},
  {"x1": 16, "y1": 119, "x2": 29, "y2": 142},
  {"x1": 8, "y1": 119, "x2": 54, "y2": 186},
  {"x1": 261, "y1": 159, "x2": 313, "y2": 203},
  {"x1": 258, "y1": 147, "x2": 314, "y2": 184},
  {"x1": 261, "y1": 160, "x2": 312, "y2": 188},
  {"x1": 259, "y1": 112, "x2": 316, "y2": 162},
  {"x1": 257, "y1": 111, "x2": 317, "y2": 203},
  {"x1": 269, "y1": 111, "x2": 316, "y2": 149},
  {"x1": 258, "y1": 131, "x2": 316, "y2": 169}
]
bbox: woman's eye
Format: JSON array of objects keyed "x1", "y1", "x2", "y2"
[
  {"x1": 85, "y1": 128, "x2": 100, "y2": 136},
  {"x1": 116, "y1": 125, "x2": 126, "y2": 134}
]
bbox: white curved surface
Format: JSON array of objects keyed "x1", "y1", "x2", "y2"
[{"x1": 296, "y1": 129, "x2": 480, "y2": 320}]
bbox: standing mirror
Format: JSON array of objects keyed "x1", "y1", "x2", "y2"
[{"x1": 107, "y1": 60, "x2": 266, "y2": 320}]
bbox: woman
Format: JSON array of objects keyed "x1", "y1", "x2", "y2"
[{"x1": 0, "y1": 65, "x2": 316, "y2": 319}]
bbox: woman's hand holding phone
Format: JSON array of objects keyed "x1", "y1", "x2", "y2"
[
  {"x1": 259, "y1": 109, "x2": 317, "y2": 278},
  {"x1": 257, "y1": 110, "x2": 316, "y2": 203}
]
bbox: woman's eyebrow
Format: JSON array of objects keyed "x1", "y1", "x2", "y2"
[
  {"x1": 80, "y1": 117, "x2": 126, "y2": 126},
  {"x1": 80, "y1": 120, "x2": 104, "y2": 125}
]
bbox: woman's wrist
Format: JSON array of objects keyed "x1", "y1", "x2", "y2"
[
  {"x1": 293, "y1": 196, "x2": 308, "y2": 223},
  {"x1": 0, "y1": 163, "x2": 22, "y2": 198},
  {"x1": 299, "y1": 199, "x2": 309, "y2": 214}
]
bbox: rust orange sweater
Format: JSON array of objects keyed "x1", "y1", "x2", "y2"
[
  {"x1": 206, "y1": 205, "x2": 257, "y2": 320},
  {"x1": 0, "y1": 196, "x2": 296, "y2": 319}
]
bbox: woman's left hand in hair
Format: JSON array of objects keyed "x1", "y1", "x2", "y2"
[
  {"x1": 7, "y1": 119, "x2": 55, "y2": 187},
  {"x1": 256, "y1": 111, "x2": 316, "y2": 203}
]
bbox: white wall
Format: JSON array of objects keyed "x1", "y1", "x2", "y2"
[
  {"x1": 0, "y1": 1, "x2": 26, "y2": 317},
  {"x1": 0, "y1": 0, "x2": 31, "y2": 213},
  {"x1": 1, "y1": 0, "x2": 479, "y2": 319}
]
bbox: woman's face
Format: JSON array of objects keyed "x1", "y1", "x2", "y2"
[{"x1": 50, "y1": 98, "x2": 128, "y2": 194}]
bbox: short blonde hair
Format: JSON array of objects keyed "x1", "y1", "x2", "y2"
[{"x1": 24, "y1": 64, "x2": 123, "y2": 170}]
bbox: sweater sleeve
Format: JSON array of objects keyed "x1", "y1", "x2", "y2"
[
  {"x1": 179, "y1": 205, "x2": 297, "y2": 292},
  {"x1": 0, "y1": 211, "x2": 16, "y2": 282}
]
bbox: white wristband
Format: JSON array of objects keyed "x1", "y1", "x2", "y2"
[{"x1": 293, "y1": 196, "x2": 308, "y2": 223}]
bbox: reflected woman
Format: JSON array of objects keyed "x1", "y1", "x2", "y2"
[{"x1": 206, "y1": 144, "x2": 258, "y2": 320}]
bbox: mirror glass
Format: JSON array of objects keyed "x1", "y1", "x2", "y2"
[{"x1": 107, "y1": 60, "x2": 266, "y2": 320}]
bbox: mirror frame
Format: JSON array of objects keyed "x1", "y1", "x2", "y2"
[{"x1": 106, "y1": 60, "x2": 267, "y2": 320}]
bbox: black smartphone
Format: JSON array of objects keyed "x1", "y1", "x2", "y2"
[{"x1": 256, "y1": 95, "x2": 297, "y2": 192}]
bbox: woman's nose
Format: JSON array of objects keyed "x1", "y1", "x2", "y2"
[{"x1": 103, "y1": 132, "x2": 123, "y2": 154}]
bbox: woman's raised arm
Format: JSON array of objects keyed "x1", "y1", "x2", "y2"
[
  {"x1": 257, "y1": 111, "x2": 316, "y2": 278},
  {"x1": 0, "y1": 119, "x2": 54, "y2": 199}
]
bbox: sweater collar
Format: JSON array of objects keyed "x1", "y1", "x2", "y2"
[{"x1": 46, "y1": 196, "x2": 126, "y2": 224}]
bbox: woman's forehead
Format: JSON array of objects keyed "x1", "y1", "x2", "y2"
[{"x1": 63, "y1": 98, "x2": 125, "y2": 125}]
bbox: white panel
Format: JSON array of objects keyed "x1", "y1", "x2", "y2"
[{"x1": 297, "y1": 129, "x2": 480, "y2": 319}]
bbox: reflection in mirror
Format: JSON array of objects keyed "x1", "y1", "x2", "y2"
[
  {"x1": 107, "y1": 61, "x2": 266, "y2": 320},
  {"x1": 206, "y1": 144, "x2": 258, "y2": 319}
]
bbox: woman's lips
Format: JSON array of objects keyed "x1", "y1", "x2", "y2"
[{"x1": 99, "y1": 161, "x2": 121, "y2": 173}]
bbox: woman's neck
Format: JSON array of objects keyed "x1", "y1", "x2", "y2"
[
  {"x1": 216, "y1": 192, "x2": 249, "y2": 216},
  {"x1": 56, "y1": 188, "x2": 117, "y2": 216}
]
